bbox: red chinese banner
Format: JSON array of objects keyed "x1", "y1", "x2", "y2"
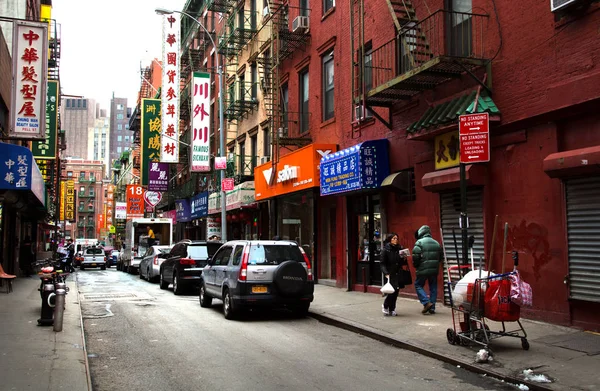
[{"x1": 160, "y1": 13, "x2": 180, "y2": 163}]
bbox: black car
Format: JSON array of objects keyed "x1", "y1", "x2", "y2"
[{"x1": 159, "y1": 240, "x2": 223, "y2": 295}]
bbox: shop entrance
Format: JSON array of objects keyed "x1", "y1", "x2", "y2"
[{"x1": 349, "y1": 194, "x2": 383, "y2": 287}]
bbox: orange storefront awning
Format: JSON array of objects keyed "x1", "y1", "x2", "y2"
[{"x1": 254, "y1": 144, "x2": 337, "y2": 201}]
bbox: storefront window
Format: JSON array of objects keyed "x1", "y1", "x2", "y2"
[
  {"x1": 277, "y1": 191, "x2": 314, "y2": 261},
  {"x1": 352, "y1": 194, "x2": 383, "y2": 286}
]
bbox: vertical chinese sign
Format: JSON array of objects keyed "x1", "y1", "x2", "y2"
[
  {"x1": 141, "y1": 99, "x2": 161, "y2": 185},
  {"x1": 126, "y1": 185, "x2": 144, "y2": 218},
  {"x1": 10, "y1": 20, "x2": 48, "y2": 139},
  {"x1": 65, "y1": 180, "x2": 75, "y2": 222},
  {"x1": 191, "y1": 72, "x2": 211, "y2": 172},
  {"x1": 106, "y1": 184, "x2": 114, "y2": 230},
  {"x1": 32, "y1": 80, "x2": 58, "y2": 158},
  {"x1": 59, "y1": 181, "x2": 65, "y2": 221},
  {"x1": 161, "y1": 13, "x2": 180, "y2": 163}
]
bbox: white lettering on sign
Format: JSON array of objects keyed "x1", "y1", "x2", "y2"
[{"x1": 277, "y1": 165, "x2": 299, "y2": 183}]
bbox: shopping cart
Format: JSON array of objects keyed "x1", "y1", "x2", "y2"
[{"x1": 445, "y1": 263, "x2": 529, "y2": 353}]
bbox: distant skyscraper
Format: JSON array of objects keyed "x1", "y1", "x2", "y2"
[
  {"x1": 109, "y1": 96, "x2": 131, "y2": 163},
  {"x1": 89, "y1": 116, "x2": 110, "y2": 177},
  {"x1": 61, "y1": 98, "x2": 97, "y2": 159}
]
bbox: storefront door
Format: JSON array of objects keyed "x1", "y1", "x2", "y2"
[{"x1": 349, "y1": 194, "x2": 383, "y2": 286}]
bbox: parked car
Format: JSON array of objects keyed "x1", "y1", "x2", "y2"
[
  {"x1": 199, "y1": 240, "x2": 314, "y2": 319},
  {"x1": 80, "y1": 246, "x2": 107, "y2": 270},
  {"x1": 110, "y1": 250, "x2": 121, "y2": 267},
  {"x1": 139, "y1": 245, "x2": 171, "y2": 282},
  {"x1": 160, "y1": 240, "x2": 222, "y2": 295}
]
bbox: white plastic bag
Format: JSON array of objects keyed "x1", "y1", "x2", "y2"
[
  {"x1": 380, "y1": 282, "x2": 395, "y2": 295},
  {"x1": 452, "y1": 269, "x2": 488, "y2": 304}
]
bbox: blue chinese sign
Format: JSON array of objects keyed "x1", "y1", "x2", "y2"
[
  {"x1": 175, "y1": 199, "x2": 191, "y2": 223},
  {"x1": 0, "y1": 142, "x2": 45, "y2": 206},
  {"x1": 320, "y1": 139, "x2": 390, "y2": 196},
  {"x1": 190, "y1": 191, "x2": 208, "y2": 220}
]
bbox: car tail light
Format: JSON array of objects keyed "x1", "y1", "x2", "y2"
[
  {"x1": 299, "y1": 247, "x2": 313, "y2": 281},
  {"x1": 153, "y1": 256, "x2": 159, "y2": 265},
  {"x1": 179, "y1": 258, "x2": 195, "y2": 266},
  {"x1": 238, "y1": 246, "x2": 250, "y2": 281}
]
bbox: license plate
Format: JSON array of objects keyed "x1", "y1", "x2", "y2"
[
  {"x1": 91, "y1": 264, "x2": 96, "y2": 267},
  {"x1": 252, "y1": 286, "x2": 267, "y2": 293}
]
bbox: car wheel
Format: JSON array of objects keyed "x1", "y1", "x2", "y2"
[
  {"x1": 199, "y1": 283, "x2": 212, "y2": 308},
  {"x1": 139, "y1": 269, "x2": 144, "y2": 279},
  {"x1": 101, "y1": 265, "x2": 106, "y2": 271},
  {"x1": 292, "y1": 302, "x2": 310, "y2": 318},
  {"x1": 223, "y1": 289, "x2": 237, "y2": 320},
  {"x1": 80, "y1": 265, "x2": 85, "y2": 270},
  {"x1": 159, "y1": 271, "x2": 168, "y2": 290},
  {"x1": 173, "y1": 273, "x2": 183, "y2": 295}
]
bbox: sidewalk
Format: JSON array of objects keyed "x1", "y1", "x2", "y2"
[
  {"x1": 310, "y1": 284, "x2": 600, "y2": 391},
  {"x1": 0, "y1": 276, "x2": 90, "y2": 391}
]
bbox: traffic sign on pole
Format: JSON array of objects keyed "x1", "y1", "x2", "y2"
[{"x1": 459, "y1": 113, "x2": 490, "y2": 164}]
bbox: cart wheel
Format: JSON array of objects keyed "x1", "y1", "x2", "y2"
[
  {"x1": 521, "y1": 338, "x2": 530, "y2": 351},
  {"x1": 459, "y1": 336, "x2": 470, "y2": 346},
  {"x1": 446, "y1": 328, "x2": 457, "y2": 345}
]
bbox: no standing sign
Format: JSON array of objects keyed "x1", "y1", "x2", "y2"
[{"x1": 459, "y1": 113, "x2": 490, "y2": 164}]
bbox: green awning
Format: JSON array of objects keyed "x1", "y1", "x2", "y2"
[{"x1": 407, "y1": 91, "x2": 500, "y2": 134}]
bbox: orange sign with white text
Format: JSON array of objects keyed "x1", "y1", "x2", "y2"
[
  {"x1": 254, "y1": 144, "x2": 337, "y2": 201},
  {"x1": 126, "y1": 185, "x2": 145, "y2": 218}
]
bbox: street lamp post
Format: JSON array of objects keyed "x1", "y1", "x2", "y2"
[{"x1": 155, "y1": 7, "x2": 227, "y2": 241}]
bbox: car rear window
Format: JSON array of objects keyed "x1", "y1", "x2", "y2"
[
  {"x1": 86, "y1": 248, "x2": 104, "y2": 255},
  {"x1": 158, "y1": 248, "x2": 170, "y2": 254},
  {"x1": 188, "y1": 245, "x2": 209, "y2": 259},
  {"x1": 248, "y1": 244, "x2": 304, "y2": 265}
]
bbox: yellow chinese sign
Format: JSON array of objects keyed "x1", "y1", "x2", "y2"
[
  {"x1": 434, "y1": 131, "x2": 460, "y2": 170},
  {"x1": 65, "y1": 180, "x2": 75, "y2": 221},
  {"x1": 59, "y1": 181, "x2": 65, "y2": 221},
  {"x1": 106, "y1": 184, "x2": 114, "y2": 227}
]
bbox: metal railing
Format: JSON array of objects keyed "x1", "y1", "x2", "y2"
[
  {"x1": 366, "y1": 10, "x2": 488, "y2": 93},
  {"x1": 278, "y1": 111, "x2": 312, "y2": 138}
]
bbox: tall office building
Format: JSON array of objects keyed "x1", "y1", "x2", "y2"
[
  {"x1": 89, "y1": 113, "x2": 110, "y2": 177},
  {"x1": 109, "y1": 96, "x2": 131, "y2": 163},
  {"x1": 61, "y1": 98, "x2": 97, "y2": 159}
]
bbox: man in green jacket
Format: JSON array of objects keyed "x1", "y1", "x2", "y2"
[{"x1": 412, "y1": 225, "x2": 443, "y2": 314}]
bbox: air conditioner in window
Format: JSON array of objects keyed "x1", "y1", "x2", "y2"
[
  {"x1": 355, "y1": 104, "x2": 373, "y2": 121},
  {"x1": 292, "y1": 16, "x2": 309, "y2": 33},
  {"x1": 551, "y1": 0, "x2": 581, "y2": 12},
  {"x1": 262, "y1": 6, "x2": 270, "y2": 17},
  {"x1": 260, "y1": 156, "x2": 270, "y2": 165}
]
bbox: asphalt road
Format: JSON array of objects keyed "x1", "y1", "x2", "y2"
[{"x1": 77, "y1": 268, "x2": 515, "y2": 391}]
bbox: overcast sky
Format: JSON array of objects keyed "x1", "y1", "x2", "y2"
[{"x1": 52, "y1": 0, "x2": 186, "y2": 112}]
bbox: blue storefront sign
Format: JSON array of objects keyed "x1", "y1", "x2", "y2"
[
  {"x1": 320, "y1": 139, "x2": 390, "y2": 196},
  {"x1": 0, "y1": 142, "x2": 45, "y2": 206},
  {"x1": 175, "y1": 199, "x2": 191, "y2": 223},
  {"x1": 190, "y1": 191, "x2": 208, "y2": 220}
]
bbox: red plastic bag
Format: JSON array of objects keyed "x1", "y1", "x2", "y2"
[{"x1": 484, "y1": 278, "x2": 520, "y2": 322}]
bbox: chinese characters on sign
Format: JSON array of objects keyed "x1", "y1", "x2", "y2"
[
  {"x1": 434, "y1": 131, "x2": 460, "y2": 170},
  {"x1": 32, "y1": 80, "x2": 58, "y2": 158},
  {"x1": 148, "y1": 161, "x2": 169, "y2": 192},
  {"x1": 65, "y1": 180, "x2": 75, "y2": 221},
  {"x1": 161, "y1": 14, "x2": 180, "y2": 163},
  {"x1": 215, "y1": 156, "x2": 227, "y2": 170},
  {"x1": 10, "y1": 20, "x2": 48, "y2": 139},
  {"x1": 2, "y1": 152, "x2": 31, "y2": 190},
  {"x1": 59, "y1": 181, "x2": 65, "y2": 221},
  {"x1": 141, "y1": 99, "x2": 162, "y2": 185},
  {"x1": 222, "y1": 178, "x2": 235, "y2": 192},
  {"x1": 191, "y1": 72, "x2": 211, "y2": 172},
  {"x1": 115, "y1": 202, "x2": 127, "y2": 220},
  {"x1": 126, "y1": 185, "x2": 145, "y2": 218},
  {"x1": 190, "y1": 191, "x2": 208, "y2": 219},
  {"x1": 106, "y1": 184, "x2": 114, "y2": 227}
]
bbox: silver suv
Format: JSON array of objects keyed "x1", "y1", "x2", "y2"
[
  {"x1": 199, "y1": 240, "x2": 314, "y2": 319},
  {"x1": 81, "y1": 246, "x2": 107, "y2": 270}
]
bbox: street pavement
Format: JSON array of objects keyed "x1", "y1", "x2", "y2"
[{"x1": 1, "y1": 276, "x2": 598, "y2": 390}]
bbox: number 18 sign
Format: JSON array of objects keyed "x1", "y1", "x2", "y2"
[{"x1": 126, "y1": 185, "x2": 145, "y2": 218}]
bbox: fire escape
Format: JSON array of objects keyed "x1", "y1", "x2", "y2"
[
  {"x1": 218, "y1": 7, "x2": 260, "y2": 122},
  {"x1": 259, "y1": 1, "x2": 311, "y2": 162},
  {"x1": 350, "y1": 0, "x2": 491, "y2": 138}
]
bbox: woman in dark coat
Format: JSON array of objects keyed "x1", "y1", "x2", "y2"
[{"x1": 380, "y1": 232, "x2": 408, "y2": 316}]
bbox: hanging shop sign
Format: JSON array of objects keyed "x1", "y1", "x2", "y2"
[
  {"x1": 435, "y1": 131, "x2": 460, "y2": 170},
  {"x1": 115, "y1": 201, "x2": 127, "y2": 220},
  {"x1": 141, "y1": 99, "x2": 162, "y2": 186},
  {"x1": 106, "y1": 184, "x2": 114, "y2": 226},
  {"x1": 222, "y1": 177, "x2": 235, "y2": 191},
  {"x1": 254, "y1": 144, "x2": 337, "y2": 201},
  {"x1": 320, "y1": 139, "x2": 389, "y2": 196},
  {"x1": 10, "y1": 20, "x2": 48, "y2": 139},
  {"x1": 175, "y1": 199, "x2": 191, "y2": 223},
  {"x1": 0, "y1": 142, "x2": 46, "y2": 208},
  {"x1": 190, "y1": 191, "x2": 209, "y2": 220},
  {"x1": 191, "y1": 72, "x2": 211, "y2": 172},
  {"x1": 208, "y1": 181, "x2": 256, "y2": 214},
  {"x1": 161, "y1": 209, "x2": 177, "y2": 225},
  {"x1": 32, "y1": 80, "x2": 58, "y2": 158},
  {"x1": 65, "y1": 180, "x2": 75, "y2": 221},
  {"x1": 206, "y1": 217, "x2": 221, "y2": 240},
  {"x1": 59, "y1": 181, "x2": 65, "y2": 221},
  {"x1": 215, "y1": 156, "x2": 227, "y2": 170},
  {"x1": 160, "y1": 13, "x2": 180, "y2": 163},
  {"x1": 126, "y1": 185, "x2": 144, "y2": 218},
  {"x1": 148, "y1": 161, "x2": 169, "y2": 192},
  {"x1": 459, "y1": 113, "x2": 490, "y2": 164},
  {"x1": 144, "y1": 191, "x2": 162, "y2": 212}
]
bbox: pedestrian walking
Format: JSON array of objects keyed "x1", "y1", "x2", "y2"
[
  {"x1": 380, "y1": 233, "x2": 408, "y2": 316},
  {"x1": 412, "y1": 225, "x2": 444, "y2": 315},
  {"x1": 66, "y1": 239, "x2": 75, "y2": 273}
]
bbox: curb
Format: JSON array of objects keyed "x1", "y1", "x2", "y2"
[
  {"x1": 309, "y1": 311, "x2": 553, "y2": 391},
  {"x1": 73, "y1": 272, "x2": 93, "y2": 391}
]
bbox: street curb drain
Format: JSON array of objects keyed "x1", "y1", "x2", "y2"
[{"x1": 309, "y1": 312, "x2": 553, "y2": 391}]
